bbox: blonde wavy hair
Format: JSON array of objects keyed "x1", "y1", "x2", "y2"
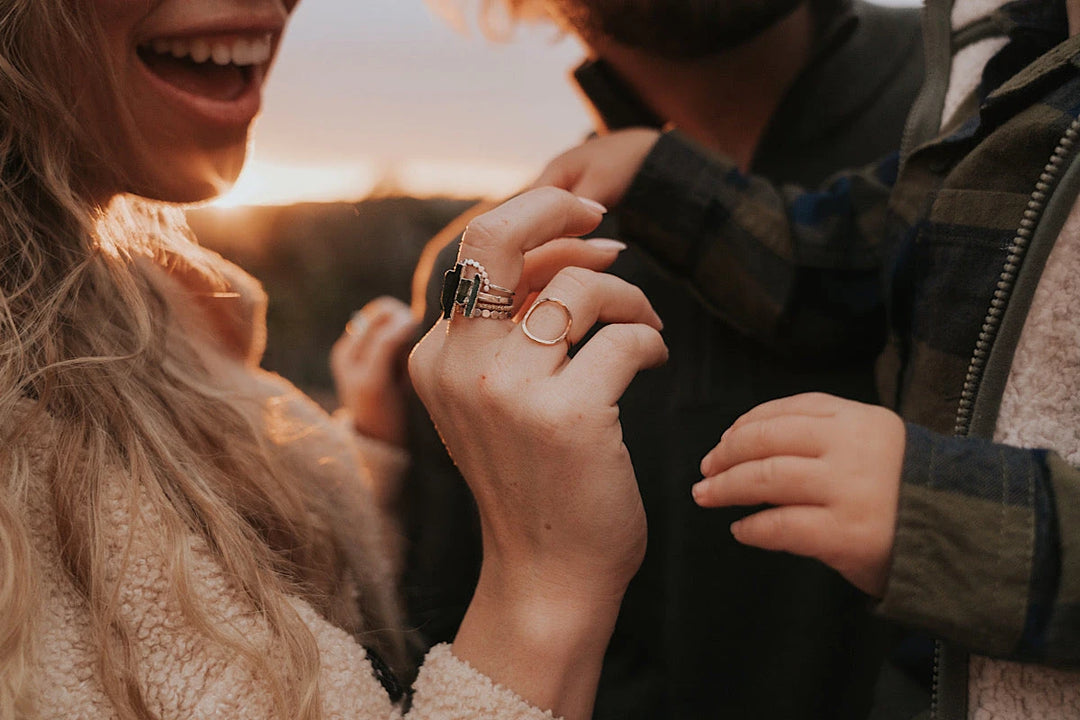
[{"x1": 0, "y1": 2, "x2": 403, "y2": 718}]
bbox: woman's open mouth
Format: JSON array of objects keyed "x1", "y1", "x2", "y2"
[{"x1": 136, "y1": 33, "x2": 273, "y2": 122}]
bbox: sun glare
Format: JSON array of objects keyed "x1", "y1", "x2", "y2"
[
  {"x1": 213, "y1": 160, "x2": 382, "y2": 208},
  {"x1": 211, "y1": 157, "x2": 535, "y2": 209},
  {"x1": 394, "y1": 159, "x2": 534, "y2": 199}
]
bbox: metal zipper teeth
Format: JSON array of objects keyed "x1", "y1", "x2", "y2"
[
  {"x1": 935, "y1": 115, "x2": 1080, "y2": 720},
  {"x1": 930, "y1": 640, "x2": 942, "y2": 720},
  {"x1": 952, "y1": 116, "x2": 1080, "y2": 438}
]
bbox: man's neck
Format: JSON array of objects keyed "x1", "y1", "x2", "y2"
[{"x1": 588, "y1": 2, "x2": 814, "y2": 171}]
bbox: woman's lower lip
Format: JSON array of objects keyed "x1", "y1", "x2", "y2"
[{"x1": 137, "y1": 57, "x2": 265, "y2": 129}]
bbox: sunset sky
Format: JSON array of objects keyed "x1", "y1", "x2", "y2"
[
  {"x1": 216, "y1": 0, "x2": 590, "y2": 206},
  {"x1": 217, "y1": 0, "x2": 916, "y2": 207}
]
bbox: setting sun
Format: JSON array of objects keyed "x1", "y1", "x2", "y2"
[
  {"x1": 212, "y1": 159, "x2": 382, "y2": 207},
  {"x1": 212, "y1": 155, "x2": 535, "y2": 208}
]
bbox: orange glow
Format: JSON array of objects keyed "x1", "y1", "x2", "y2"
[
  {"x1": 213, "y1": 159, "x2": 382, "y2": 207},
  {"x1": 394, "y1": 159, "x2": 534, "y2": 199},
  {"x1": 211, "y1": 156, "x2": 535, "y2": 208}
]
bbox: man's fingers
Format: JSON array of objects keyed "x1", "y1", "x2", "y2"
[
  {"x1": 692, "y1": 456, "x2": 828, "y2": 508},
  {"x1": 728, "y1": 506, "x2": 836, "y2": 561},
  {"x1": 561, "y1": 324, "x2": 668, "y2": 407},
  {"x1": 700, "y1": 413, "x2": 830, "y2": 476},
  {"x1": 531, "y1": 160, "x2": 583, "y2": 192}
]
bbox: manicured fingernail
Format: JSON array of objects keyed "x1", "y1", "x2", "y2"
[
  {"x1": 585, "y1": 238, "x2": 627, "y2": 252},
  {"x1": 578, "y1": 197, "x2": 608, "y2": 214}
]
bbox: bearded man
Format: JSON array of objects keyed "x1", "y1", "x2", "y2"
[{"x1": 400, "y1": 1, "x2": 926, "y2": 717}]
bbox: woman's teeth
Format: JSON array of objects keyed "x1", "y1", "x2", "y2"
[{"x1": 143, "y1": 34, "x2": 273, "y2": 67}]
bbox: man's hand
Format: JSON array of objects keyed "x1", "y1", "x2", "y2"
[
  {"x1": 694, "y1": 393, "x2": 905, "y2": 597},
  {"x1": 533, "y1": 128, "x2": 662, "y2": 208}
]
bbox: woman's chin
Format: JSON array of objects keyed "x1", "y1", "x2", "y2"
[
  {"x1": 130, "y1": 168, "x2": 242, "y2": 206},
  {"x1": 121, "y1": 145, "x2": 248, "y2": 205}
]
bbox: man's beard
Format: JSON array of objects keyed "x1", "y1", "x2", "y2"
[{"x1": 553, "y1": 0, "x2": 806, "y2": 58}]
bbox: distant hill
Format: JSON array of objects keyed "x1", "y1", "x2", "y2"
[{"x1": 187, "y1": 196, "x2": 476, "y2": 406}]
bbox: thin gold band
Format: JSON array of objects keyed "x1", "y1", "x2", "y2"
[{"x1": 521, "y1": 297, "x2": 573, "y2": 346}]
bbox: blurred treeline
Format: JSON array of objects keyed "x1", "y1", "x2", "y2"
[{"x1": 187, "y1": 197, "x2": 475, "y2": 407}]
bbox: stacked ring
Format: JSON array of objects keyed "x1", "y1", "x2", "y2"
[{"x1": 440, "y1": 260, "x2": 516, "y2": 319}]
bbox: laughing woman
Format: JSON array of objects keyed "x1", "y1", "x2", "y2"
[{"x1": 0, "y1": 1, "x2": 666, "y2": 719}]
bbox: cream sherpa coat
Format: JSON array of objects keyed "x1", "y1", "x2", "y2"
[
  {"x1": 15, "y1": 252, "x2": 556, "y2": 720},
  {"x1": 938, "y1": 0, "x2": 1080, "y2": 715}
]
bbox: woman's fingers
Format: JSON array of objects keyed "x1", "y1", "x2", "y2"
[
  {"x1": 450, "y1": 188, "x2": 607, "y2": 336},
  {"x1": 524, "y1": 266, "x2": 659, "y2": 334},
  {"x1": 510, "y1": 268, "x2": 661, "y2": 373},
  {"x1": 365, "y1": 310, "x2": 420, "y2": 373},
  {"x1": 334, "y1": 298, "x2": 413, "y2": 364},
  {"x1": 530, "y1": 159, "x2": 583, "y2": 193},
  {"x1": 693, "y1": 456, "x2": 829, "y2": 508},
  {"x1": 562, "y1": 324, "x2": 668, "y2": 407},
  {"x1": 700, "y1": 413, "x2": 831, "y2": 476},
  {"x1": 518, "y1": 237, "x2": 627, "y2": 300}
]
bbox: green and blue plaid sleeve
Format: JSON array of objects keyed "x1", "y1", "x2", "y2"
[
  {"x1": 880, "y1": 424, "x2": 1080, "y2": 666},
  {"x1": 615, "y1": 130, "x2": 898, "y2": 363}
]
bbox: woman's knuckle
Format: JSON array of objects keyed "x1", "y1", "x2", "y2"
[
  {"x1": 408, "y1": 343, "x2": 441, "y2": 389},
  {"x1": 406, "y1": 343, "x2": 425, "y2": 377},
  {"x1": 554, "y1": 266, "x2": 593, "y2": 296},
  {"x1": 627, "y1": 283, "x2": 650, "y2": 307},
  {"x1": 431, "y1": 364, "x2": 457, "y2": 397},
  {"x1": 600, "y1": 324, "x2": 637, "y2": 356},
  {"x1": 533, "y1": 184, "x2": 571, "y2": 205},
  {"x1": 463, "y1": 215, "x2": 505, "y2": 249},
  {"x1": 532, "y1": 397, "x2": 578, "y2": 437},
  {"x1": 631, "y1": 326, "x2": 666, "y2": 361},
  {"x1": 752, "y1": 420, "x2": 773, "y2": 451},
  {"x1": 756, "y1": 457, "x2": 777, "y2": 489}
]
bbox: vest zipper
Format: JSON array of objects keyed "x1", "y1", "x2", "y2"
[{"x1": 934, "y1": 114, "x2": 1080, "y2": 720}]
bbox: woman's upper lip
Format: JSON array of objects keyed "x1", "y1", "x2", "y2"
[{"x1": 137, "y1": 17, "x2": 285, "y2": 44}]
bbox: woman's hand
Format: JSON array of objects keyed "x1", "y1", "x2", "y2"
[
  {"x1": 694, "y1": 393, "x2": 905, "y2": 597},
  {"x1": 409, "y1": 187, "x2": 667, "y2": 718},
  {"x1": 330, "y1": 297, "x2": 418, "y2": 447},
  {"x1": 532, "y1": 128, "x2": 662, "y2": 208}
]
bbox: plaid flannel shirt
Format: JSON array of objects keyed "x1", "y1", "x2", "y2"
[{"x1": 617, "y1": 0, "x2": 1080, "y2": 667}]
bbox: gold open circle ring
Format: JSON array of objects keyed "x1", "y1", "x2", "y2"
[{"x1": 521, "y1": 297, "x2": 573, "y2": 346}]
